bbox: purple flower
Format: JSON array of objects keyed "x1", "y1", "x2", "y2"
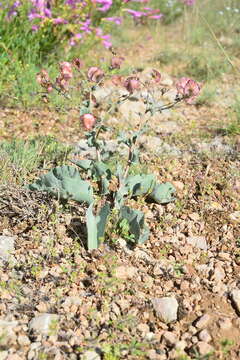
[
  {"x1": 125, "y1": 9, "x2": 145, "y2": 18},
  {"x1": 7, "y1": 1, "x2": 21, "y2": 19},
  {"x1": 104, "y1": 16, "x2": 122, "y2": 25},
  {"x1": 181, "y1": 0, "x2": 196, "y2": 5},
  {"x1": 31, "y1": 25, "x2": 39, "y2": 31},
  {"x1": 53, "y1": 17, "x2": 68, "y2": 24},
  {"x1": 95, "y1": 0, "x2": 112, "y2": 12},
  {"x1": 80, "y1": 19, "x2": 92, "y2": 33}
]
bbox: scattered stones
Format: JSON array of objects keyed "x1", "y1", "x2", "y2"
[
  {"x1": 0, "y1": 236, "x2": 15, "y2": 262},
  {"x1": 162, "y1": 331, "x2": 178, "y2": 346},
  {"x1": 198, "y1": 329, "x2": 212, "y2": 343},
  {"x1": 0, "y1": 351, "x2": 8, "y2": 360},
  {"x1": 114, "y1": 265, "x2": 137, "y2": 279},
  {"x1": 186, "y1": 236, "x2": 208, "y2": 250},
  {"x1": 194, "y1": 342, "x2": 214, "y2": 356},
  {"x1": 229, "y1": 211, "x2": 240, "y2": 224},
  {"x1": 17, "y1": 335, "x2": 31, "y2": 346},
  {"x1": 155, "y1": 121, "x2": 181, "y2": 134},
  {"x1": 230, "y1": 289, "x2": 240, "y2": 315},
  {"x1": 0, "y1": 320, "x2": 18, "y2": 346},
  {"x1": 137, "y1": 323, "x2": 150, "y2": 335},
  {"x1": 217, "y1": 317, "x2": 232, "y2": 330},
  {"x1": 29, "y1": 314, "x2": 59, "y2": 335},
  {"x1": 81, "y1": 350, "x2": 101, "y2": 360},
  {"x1": 152, "y1": 297, "x2": 178, "y2": 324},
  {"x1": 194, "y1": 314, "x2": 211, "y2": 329}
]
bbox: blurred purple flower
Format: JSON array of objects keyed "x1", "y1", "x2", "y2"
[
  {"x1": 95, "y1": 0, "x2": 112, "y2": 12},
  {"x1": 80, "y1": 19, "x2": 91, "y2": 33},
  {"x1": 53, "y1": 17, "x2": 68, "y2": 24},
  {"x1": 125, "y1": 9, "x2": 145, "y2": 18},
  {"x1": 31, "y1": 25, "x2": 39, "y2": 31},
  {"x1": 104, "y1": 16, "x2": 122, "y2": 25},
  {"x1": 7, "y1": 1, "x2": 21, "y2": 19}
]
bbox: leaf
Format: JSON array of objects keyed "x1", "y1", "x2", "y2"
[
  {"x1": 125, "y1": 174, "x2": 156, "y2": 197},
  {"x1": 86, "y1": 203, "x2": 110, "y2": 250},
  {"x1": 148, "y1": 182, "x2": 176, "y2": 204},
  {"x1": 119, "y1": 206, "x2": 149, "y2": 244},
  {"x1": 86, "y1": 203, "x2": 98, "y2": 250},
  {"x1": 71, "y1": 159, "x2": 93, "y2": 171},
  {"x1": 28, "y1": 165, "x2": 94, "y2": 204},
  {"x1": 93, "y1": 161, "x2": 112, "y2": 195}
]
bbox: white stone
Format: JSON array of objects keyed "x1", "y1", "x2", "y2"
[
  {"x1": 195, "y1": 314, "x2": 211, "y2": 329},
  {"x1": 81, "y1": 350, "x2": 101, "y2": 360},
  {"x1": 0, "y1": 236, "x2": 15, "y2": 262},
  {"x1": 152, "y1": 297, "x2": 178, "y2": 323},
  {"x1": 29, "y1": 314, "x2": 59, "y2": 335},
  {"x1": 186, "y1": 236, "x2": 208, "y2": 250}
]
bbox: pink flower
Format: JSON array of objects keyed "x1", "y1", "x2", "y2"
[
  {"x1": 124, "y1": 77, "x2": 140, "y2": 94},
  {"x1": 59, "y1": 61, "x2": 73, "y2": 80},
  {"x1": 176, "y1": 77, "x2": 201, "y2": 104},
  {"x1": 87, "y1": 67, "x2": 104, "y2": 82},
  {"x1": 81, "y1": 113, "x2": 96, "y2": 131},
  {"x1": 110, "y1": 56, "x2": 125, "y2": 69}
]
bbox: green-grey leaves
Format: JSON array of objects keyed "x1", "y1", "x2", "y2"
[
  {"x1": 28, "y1": 165, "x2": 94, "y2": 204},
  {"x1": 149, "y1": 182, "x2": 176, "y2": 204},
  {"x1": 86, "y1": 203, "x2": 110, "y2": 250},
  {"x1": 119, "y1": 206, "x2": 149, "y2": 244}
]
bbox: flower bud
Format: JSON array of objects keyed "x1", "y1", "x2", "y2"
[
  {"x1": 81, "y1": 113, "x2": 96, "y2": 130},
  {"x1": 72, "y1": 58, "x2": 84, "y2": 70}
]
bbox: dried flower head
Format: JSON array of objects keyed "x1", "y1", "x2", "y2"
[
  {"x1": 36, "y1": 69, "x2": 51, "y2": 89},
  {"x1": 87, "y1": 67, "x2": 104, "y2": 82},
  {"x1": 59, "y1": 61, "x2": 73, "y2": 80},
  {"x1": 151, "y1": 69, "x2": 161, "y2": 83},
  {"x1": 110, "y1": 56, "x2": 125, "y2": 69},
  {"x1": 124, "y1": 76, "x2": 140, "y2": 94},
  {"x1": 72, "y1": 58, "x2": 84, "y2": 70}
]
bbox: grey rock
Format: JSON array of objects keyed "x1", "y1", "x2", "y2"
[
  {"x1": 118, "y1": 98, "x2": 146, "y2": 123},
  {"x1": 0, "y1": 320, "x2": 18, "y2": 346},
  {"x1": 29, "y1": 314, "x2": 59, "y2": 335},
  {"x1": 194, "y1": 342, "x2": 214, "y2": 356},
  {"x1": 186, "y1": 236, "x2": 208, "y2": 251},
  {"x1": 93, "y1": 86, "x2": 113, "y2": 102},
  {"x1": 217, "y1": 317, "x2": 232, "y2": 330},
  {"x1": 139, "y1": 135, "x2": 181, "y2": 156},
  {"x1": 193, "y1": 137, "x2": 233, "y2": 155},
  {"x1": 155, "y1": 121, "x2": 181, "y2": 134},
  {"x1": 195, "y1": 314, "x2": 211, "y2": 329},
  {"x1": 162, "y1": 331, "x2": 178, "y2": 346},
  {"x1": 0, "y1": 235, "x2": 15, "y2": 262},
  {"x1": 152, "y1": 297, "x2": 178, "y2": 323},
  {"x1": 198, "y1": 329, "x2": 212, "y2": 343},
  {"x1": 230, "y1": 289, "x2": 240, "y2": 315},
  {"x1": 81, "y1": 350, "x2": 101, "y2": 360}
]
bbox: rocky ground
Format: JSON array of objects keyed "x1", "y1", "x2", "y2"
[{"x1": 0, "y1": 34, "x2": 240, "y2": 360}]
